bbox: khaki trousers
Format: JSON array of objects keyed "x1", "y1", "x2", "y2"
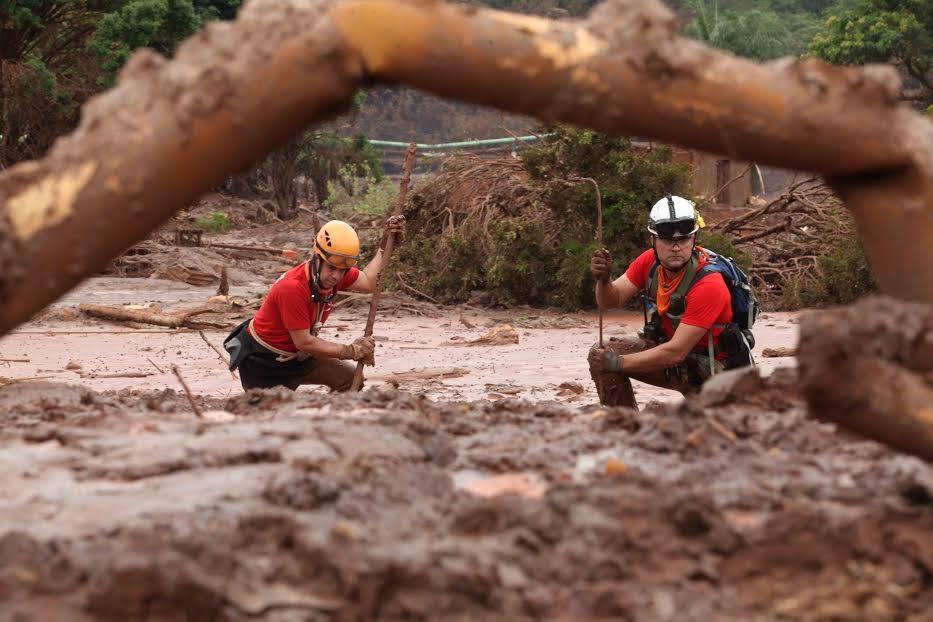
[{"x1": 588, "y1": 335, "x2": 722, "y2": 408}]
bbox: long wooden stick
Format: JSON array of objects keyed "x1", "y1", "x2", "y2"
[
  {"x1": 350, "y1": 143, "x2": 418, "y2": 391},
  {"x1": 579, "y1": 177, "x2": 604, "y2": 347}
]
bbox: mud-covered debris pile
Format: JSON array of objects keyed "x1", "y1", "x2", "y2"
[{"x1": 0, "y1": 372, "x2": 930, "y2": 620}]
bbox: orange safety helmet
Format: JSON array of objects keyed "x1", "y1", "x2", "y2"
[{"x1": 314, "y1": 220, "x2": 360, "y2": 269}]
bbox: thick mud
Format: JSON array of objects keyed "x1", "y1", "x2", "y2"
[{"x1": 1, "y1": 367, "x2": 930, "y2": 620}]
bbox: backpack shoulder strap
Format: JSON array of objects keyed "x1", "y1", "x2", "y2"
[{"x1": 647, "y1": 259, "x2": 661, "y2": 300}]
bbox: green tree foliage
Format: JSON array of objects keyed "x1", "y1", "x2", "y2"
[
  {"x1": 809, "y1": 0, "x2": 931, "y2": 104},
  {"x1": 684, "y1": 0, "x2": 820, "y2": 59},
  {"x1": 0, "y1": 0, "x2": 108, "y2": 164},
  {"x1": 1, "y1": 0, "x2": 243, "y2": 164},
  {"x1": 90, "y1": 0, "x2": 201, "y2": 82}
]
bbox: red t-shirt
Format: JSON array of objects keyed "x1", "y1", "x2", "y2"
[
  {"x1": 625, "y1": 249, "x2": 732, "y2": 353},
  {"x1": 251, "y1": 262, "x2": 360, "y2": 352}
]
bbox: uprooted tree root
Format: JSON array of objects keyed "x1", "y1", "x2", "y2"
[
  {"x1": 397, "y1": 154, "x2": 561, "y2": 305},
  {"x1": 711, "y1": 178, "x2": 873, "y2": 308}
]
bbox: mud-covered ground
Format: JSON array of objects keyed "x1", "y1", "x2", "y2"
[
  {"x1": 1, "y1": 367, "x2": 931, "y2": 621},
  {"x1": 1, "y1": 196, "x2": 930, "y2": 620}
]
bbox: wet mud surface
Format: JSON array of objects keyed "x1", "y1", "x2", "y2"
[{"x1": 1, "y1": 367, "x2": 930, "y2": 620}]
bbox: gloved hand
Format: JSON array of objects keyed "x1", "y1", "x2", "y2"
[
  {"x1": 602, "y1": 349, "x2": 623, "y2": 373},
  {"x1": 346, "y1": 336, "x2": 376, "y2": 365},
  {"x1": 588, "y1": 346, "x2": 623, "y2": 373},
  {"x1": 382, "y1": 214, "x2": 406, "y2": 247},
  {"x1": 590, "y1": 248, "x2": 612, "y2": 283}
]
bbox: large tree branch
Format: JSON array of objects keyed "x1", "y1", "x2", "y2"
[{"x1": 0, "y1": 0, "x2": 931, "y2": 338}]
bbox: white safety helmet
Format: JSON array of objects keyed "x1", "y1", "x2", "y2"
[{"x1": 647, "y1": 195, "x2": 700, "y2": 239}]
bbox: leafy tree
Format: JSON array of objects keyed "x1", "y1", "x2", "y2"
[
  {"x1": 809, "y1": 0, "x2": 932, "y2": 104},
  {"x1": 193, "y1": 0, "x2": 241, "y2": 20},
  {"x1": 90, "y1": 0, "x2": 201, "y2": 83},
  {"x1": 0, "y1": 0, "x2": 110, "y2": 164},
  {"x1": 685, "y1": 0, "x2": 797, "y2": 59}
]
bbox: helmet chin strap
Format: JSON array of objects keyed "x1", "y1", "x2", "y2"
[{"x1": 309, "y1": 256, "x2": 331, "y2": 303}]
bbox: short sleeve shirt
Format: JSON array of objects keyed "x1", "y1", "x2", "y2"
[
  {"x1": 625, "y1": 249, "x2": 732, "y2": 352},
  {"x1": 251, "y1": 262, "x2": 359, "y2": 352}
]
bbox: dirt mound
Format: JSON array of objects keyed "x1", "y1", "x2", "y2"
[{"x1": 1, "y1": 372, "x2": 929, "y2": 620}]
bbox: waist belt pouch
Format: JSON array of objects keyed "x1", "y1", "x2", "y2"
[
  {"x1": 223, "y1": 319, "x2": 254, "y2": 371},
  {"x1": 719, "y1": 324, "x2": 754, "y2": 369}
]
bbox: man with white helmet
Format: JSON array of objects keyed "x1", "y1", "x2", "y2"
[
  {"x1": 224, "y1": 216, "x2": 404, "y2": 392},
  {"x1": 587, "y1": 195, "x2": 738, "y2": 408}
]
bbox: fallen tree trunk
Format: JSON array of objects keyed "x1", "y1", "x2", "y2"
[
  {"x1": 0, "y1": 0, "x2": 931, "y2": 339},
  {"x1": 798, "y1": 297, "x2": 933, "y2": 463},
  {"x1": 78, "y1": 304, "x2": 217, "y2": 328}
]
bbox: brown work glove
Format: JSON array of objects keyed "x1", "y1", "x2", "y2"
[
  {"x1": 345, "y1": 336, "x2": 376, "y2": 366},
  {"x1": 591, "y1": 248, "x2": 612, "y2": 283},
  {"x1": 381, "y1": 214, "x2": 406, "y2": 249}
]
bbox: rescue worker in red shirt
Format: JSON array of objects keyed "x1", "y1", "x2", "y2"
[
  {"x1": 588, "y1": 195, "x2": 731, "y2": 408},
  {"x1": 223, "y1": 217, "x2": 404, "y2": 392}
]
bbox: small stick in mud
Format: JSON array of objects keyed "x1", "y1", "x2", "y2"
[
  {"x1": 171, "y1": 365, "x2": 203, "y2": 418},
  {"x1": 350, "y1": 143, "x2": 418, "y2": 391},
  {"x1": 395, "y1": 272, "x2": 442, "y2": 305},
  {"x1": 81, "y1": 371, "x2": 153, "y2": 379},
  {"x1": 0, "y1": 358, "x2": 30, "y2": 363},
  {"x1": 198, "y1": 330, "x2": 237, "y2": 379},
  {"x1": 707, "y1": 416, "x2": 738, "y2": 445},
  {"x1": 146, "y1": 357, "x2": 165, "y2": 374}
]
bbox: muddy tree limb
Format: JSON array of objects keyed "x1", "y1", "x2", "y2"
[
  {"x1": 0, "y1": 0, "x2": 931, "y2": 338},
  {"x1": 798, "y1": 297, "x2": 933, "y2": 463},
  {"x1": 79, "y1": 303, "x2": 217, "y2": 328}
]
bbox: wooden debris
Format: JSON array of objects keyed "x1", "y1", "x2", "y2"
[
  {"x1": 79, "y1": 303, "x2": 219, "y2": 329},
  {"x1": 199, "y1": 329, "x2": 237, "y2": 379},
  {"x1": 762, "y1": 346, "x2": 798, "y2": 358},
  {"x1": 467, "y1": 324, "x2": 519, "y2": 346},
  {"x1": 80, "y1": 371, "x2": 152, "y2": 379},
  {"x1": 0, "y1": 358, "x2": 29, "y2": 363},
  {"x1": 369, "y1": 367, "x2": 468, "y2": 382},
  {"x1": 146, "y1": 358, "x2": 165, "y2": 374},
  {"x1": 707, "y1": 416, "x2": 738, "y2": 445},
  {"x1": 217, "y1": 264, "x2": 229, "y2": 296},
  {"x1": 171, "y1": 365, "x2": 203, "y2": 418}
]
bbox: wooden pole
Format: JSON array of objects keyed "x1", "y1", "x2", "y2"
[
  {"x1": 581, "y1": 177, "x2": 604, "y2": 348},
  {"x1": 350, "y1": 143, "x2": 418, "y2": 391}
]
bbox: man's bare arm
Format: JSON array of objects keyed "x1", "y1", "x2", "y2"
[
  {"x1": 619, "y1": 323, "x2": 708, "y2": 373},
  {"x1": 288, "y1": 329, "x2": 352, "y2": 359}
]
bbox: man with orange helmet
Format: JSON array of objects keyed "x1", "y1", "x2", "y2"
[{"x1": 224, "y1": 216, "x2": 404, "y2": 392}]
